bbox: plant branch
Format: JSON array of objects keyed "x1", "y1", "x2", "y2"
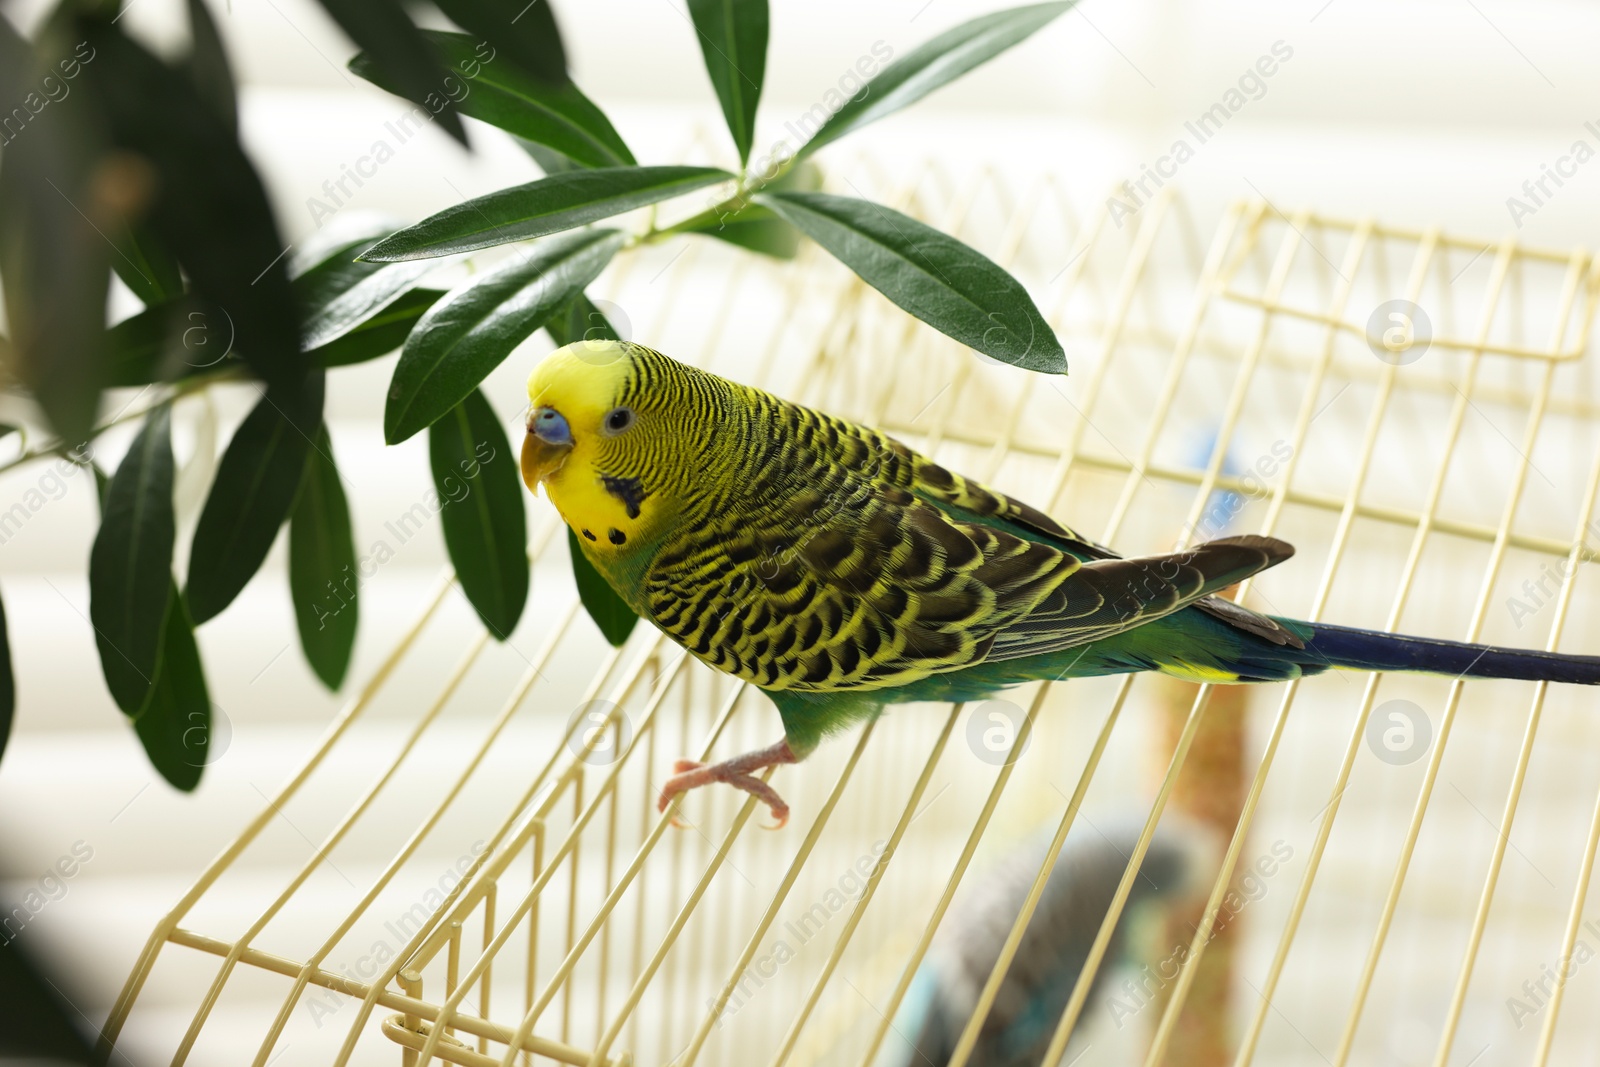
[
  {"x1": 627, "y1": 150, "x2": 799, "y2": 249},
  {"x1": 0, "y1": 366, "x2": 248, "y2": 477}
]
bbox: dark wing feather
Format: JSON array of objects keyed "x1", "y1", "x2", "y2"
[
  {"x1": 646, "y1": 455, "x2": 1295, "y2": 689},
  {"x1": 1191, "y1": 594, "x2": 1304, "y2": 648},
  {"x1": 644, "y1": 478, "x2": 1071, "y2": 692},
  {"x1": 904, "y1": 447, "x2": 1304, "y2": 650},
  {"x1": 907, "y1": 452, "x2": 1117, "y2": 560},
  {"x1": 986, "y1": 535, "x2": 1295, "y2": 662}
]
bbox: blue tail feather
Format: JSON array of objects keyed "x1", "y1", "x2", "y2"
[{"x1": 1301, "y1": 622, "x2": 1600, "y2": 685}]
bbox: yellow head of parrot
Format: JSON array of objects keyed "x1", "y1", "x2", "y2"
[
  {"x1": 520, "y1": 340, "x2": 637, "y2": 493},
  {"x1": 523, "y1": 340, "x2": 729, "y2": 553}
]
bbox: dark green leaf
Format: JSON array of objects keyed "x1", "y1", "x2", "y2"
[
  {"x1": 433, "y1": 0, "x2": 566, "y2": 83},
  {"x1": 519, "y1": 138, "x2": 582, "y2": 176},
  {"x1": 0, "y1": 15, "x2": 26, "y2": 91},
  {"x1": 0, "y1": 586, "x2": 13, "y2": 768},
  {"x1": 353, "y1": 31, "x2": 629, "y2": 168},
  {"x1": 799, "y1": 2, "x2": 1074, "y2": 157},
  {"x1": 133, "y1": 583, "x2": 210, "y2": 791},
  {"x1": 362, "y1": 167, "x2": 730, "y2": 262},
  {"x1": 284, "y1": 228, "x2": 403, "y2": 339},
  {"x1": 89, "y1": 406, "x2": 175, "y2": 716},
  {"x1": 688, "y1": 204, "x2": 797, "y2": 258},
  {"x1": 300, "y1": 257, "x2": 437, "y2": 350},
  {"x1": 758, "y1": 191, "x2": 1064, "y2": 372},
  {"x1": 291, "y1": 234, "x2": 395, "y2": 319},
  {"x1": 568, "y1": 527, "x2": 637, "y2": 646},
  {"x1": 686, "y1": 0, "x2": 768, "y2": 167},
  {"x1": 385, "y1": 227, "x2": 623, "y2": 443},
  {"x1": 430, "y1": 389, "x2": 528, "y2": 637},
  {"x1": 106, "y1": 303, "x2": 178, "y2": 387},
  {"x1": 80, "y1": 16, "x2": 304, "y2": 390},
  {"x1": 289, "y1": 218, "x2": 403, "y2": 280},
  {"x1": 0, "y1": 425, "x2": 15, "y2": 443},
  {"x1": 185, "y1": 0, "x2": 236, "y2": 134},
  {"x1": 289, "y1": 426, "x2": 357, "y2": 688},
  {"x1": 106, "y1": 297, "x2": 247, "y2": 387},
  {"x1": 34, "y1": 0, "x2": 107, "y2": 44},
  {"x1": 311, "y1": 287, "x2": 444, "y2": 368},
  {"x1": 544, "y1": 292, "x2": 621, "y2": 346},
  {"x1": 679, "y1": 158, "x2": 820, "y2": 259},
  {"x1": 321, "y1": 0, "x2": 466, "y2": 145},
  {"x1": 111, "y1": 225, "x2": 185, "y2": 307},
  {"x1": 186, "y1": 372, "x2": 325, "y2": 623},
  {"x1": 0, "y1": 17, "x2": 111, "y2": 447}
]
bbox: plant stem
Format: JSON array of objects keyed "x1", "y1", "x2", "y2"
[
  {"x1": 0, "y1": 366, "x2": 246, "y2": 478},
  {"x1": 626, "y1": 150, "x2": 800, "y2": 249}
]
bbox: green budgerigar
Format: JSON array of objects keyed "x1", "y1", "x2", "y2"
[{"x1": 522, "y1": 341, "x2": 1600, "y2": 826}]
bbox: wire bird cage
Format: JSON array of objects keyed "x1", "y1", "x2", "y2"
[{"x1": 97, "y1": 152, "x2": 1600, "y2": 1067}]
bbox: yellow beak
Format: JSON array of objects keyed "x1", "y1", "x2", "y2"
[{"x1": 520, "y1": 431, "x2": 571, "y2": 492}]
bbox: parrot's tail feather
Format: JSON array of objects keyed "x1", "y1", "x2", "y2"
[{"x1": 1302, "y1": 623, "x2": 1600, "y2": 685}]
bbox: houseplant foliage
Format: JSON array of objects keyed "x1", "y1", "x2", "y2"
[{"x1": 0, "y1": 0, "x2": 1073, "y2": 788}]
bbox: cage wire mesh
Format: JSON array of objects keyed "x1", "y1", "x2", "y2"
[{"x1": 97, "y1": 149, "x2": 1600, "y2": 1067}]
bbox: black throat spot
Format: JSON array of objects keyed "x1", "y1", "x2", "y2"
[{"x1": 601, "y1": 475, "x2": 648, "y2": 519}]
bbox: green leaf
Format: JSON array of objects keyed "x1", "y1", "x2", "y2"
[
  {"x1": 311, "y1": 287, "x2": 444, "y2": 368},
  {"x1": 186, "y1": 373, "x2": 325, "y2": 624},
  {"x1": 679, "y1": 158, "x2": 820, "y2": 259},
  {"x1": 289, "y1": 219, "x2": 402, "y2": 280},
  {"x1": 80, "y1": 16, "x2": 304, "y2": 390},
  {"x1": 0, "y1": 585, "x2": 13, "y2": 769},
  {"x1": 430, "y1": 389, "x2": 528, "y2": 638},
  {"x1": 0, "y1": 16, "x2": 27, "y2": 104},
  {"x1": 353, "y1": 32, "x2": 630, "y2": 169},
  {"x1": 289, "y1": 426, "x2": 357, "y2": 688},
  {"x1": 106, "y1": 297, "x2": 247, "y2": 387},
  {"x1": 133, "y1": 583, "x2": 210, "y2": 791},
  {"x1": 433, "y1": 0, "x2": 566, "y2": 83},
  {"x1": 0, "y1": 17, "x2": 111, "y2": 448},
  {"x1": 384, "y1": 227, "x2": 623, "y2": 443},
  {"x1": 90, "y1": 406, "x2": 176, "y2": 716},
  {"x1": 689, "y1": 204, "x2": 797, "y2": 258},
  {"x1": 111, "y1": 225, "x2": 186, "y2": 307},
  {"x1": 293, "y1": 238, "x2": 378, "y2": 294},
  {"x1": 544, "y1": 292, "x2": 622, "y2": 346},
  {"x1": 799, "y1": 2, "x2": 1074, "y2": 157},
  {"x1": 185, "y1": 0, "x2": 236, "y2": 134},
  {"x1": 321, "y1": 0, "x2": 466, "y2": 145},
  {"x1": 362, "y1": 167, "x2": 730, "y2": 262},
  {"x1": 519, "y1": 138, "x2": 582, "y2": 176},
  {"x1": 106, "y1": 303, "x2": 180, "y2": 387},
  {"x1": 300, "y1": 257, "x2": 437, "y2": 350},
  {"x1": 758, "y1": 191, "x2": 1064, "y2": 373},
  {"x1": 568, "y1": 527, "x2": 637, "y2": 647},
  {"x1": 92, "y1": 462, "x2": 110, "y2": 505},
  {"x1": 686, "y1": 0, "x2": 768, "y2": 167}
]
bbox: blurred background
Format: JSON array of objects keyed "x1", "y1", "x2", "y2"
[{"x1": 4, "y1": 1, "x2": 1600, "y2": 1065}]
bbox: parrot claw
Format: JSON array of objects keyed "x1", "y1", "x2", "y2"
[
  {"x1": 663, "y1": 760, "x2": 705, "y2": 827},
  {"x1": 656, "y1": 739, "x2": 797, "y2": 829}
]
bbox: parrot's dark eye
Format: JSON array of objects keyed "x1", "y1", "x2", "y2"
[{"x1": 603, "y1": 407, "x2": 636, "y2": 435}]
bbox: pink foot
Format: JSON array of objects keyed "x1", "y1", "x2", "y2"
[{"x1": 657, "y1": 739, "x2": 797, "y2": 829}]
